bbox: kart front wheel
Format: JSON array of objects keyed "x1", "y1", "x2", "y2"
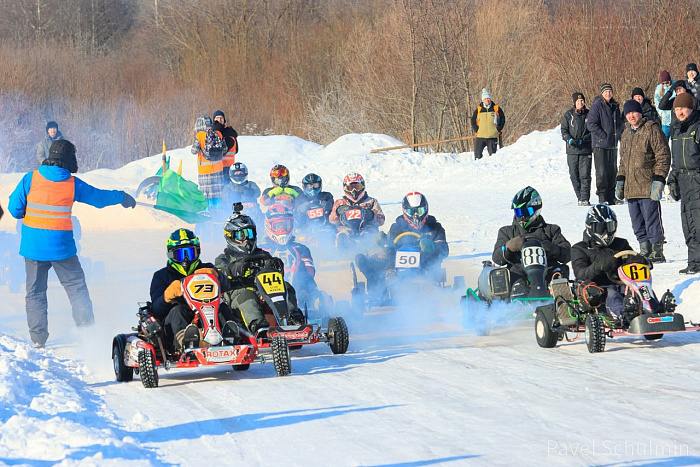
[
  {"x1": 271, "y1": 336, "x2": 292, "y2": 377},
  {"x1": 112, "y1": 334, "x2": 133, "y2": 382},
  {"x1": 535, "y1": 310, "x2": 558, "y2": 348},
  {"x1": 138, "y1": 349, "x2": 159, "y2": 388},
  {"x1": 328, "y1": 317, "x2": 350, "y2": 354},
  {"x1": 585, "y1": 314, "x2": 606, "y2": 353}
]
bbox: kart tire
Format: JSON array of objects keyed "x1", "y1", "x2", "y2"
[
  {"x1": 328, "y1": 317, "x2": 350, "y2": 354},
  {"x1": 535, "y1": 310, "x2": 558, "y2": 348},
  {"x1": 271, "y1": 335, "x2": 292, "y2": 376},
  {"x1": 585, "y1": 314, "x2": 606, "y2": 353},
  {"x1": 644, "y1": 334, "x2": 664, "y2": 341},
  {"x1": 232, "y1": 364, "x2": 250, "y2": 371},
  {"x1": 138, "y1": 349, "x2": 159, "y2": 388},
  {"x1": 112, "y1": 334, "x2": 133, "y2": 382}
]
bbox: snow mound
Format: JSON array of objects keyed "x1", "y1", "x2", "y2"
[
  {"x1": 321, "y1": 133, "x2": 405, "y2": 158},
  {"x1": 0, "y1": 334, "x2": 161, "y2": 465}
]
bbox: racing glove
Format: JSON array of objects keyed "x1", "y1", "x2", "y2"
[
  {"x1": 164, "y1": 280, "x2": 183, "y2": 303},
  {"x1": 593, "y1": 254, "x2": 618, "y2": 274},
  {"x1": 505, "y1": 236, "x2": 524, "y2": 252},
  {"x1": 419, "y1": 236, "x2": 436, "y2": 255}
]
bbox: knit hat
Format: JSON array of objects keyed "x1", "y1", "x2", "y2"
[
  {"x1": 46, "y1": 121, "x2": 58, "y2": 132},
  {"x1": 659, "y1": 70, "x2": 671, "y2": 83},
  {"x1": 481, "y1": 88, "x2": 492, "y2": 101},
  {"x1": 623, "y1": 99, "x2": 643, "y2": 116},
  {"x1": 630, "y1": 87, "x2": 645, "y2": 98},
  {"x1": 572, "y1": 92, "x2": 585, "y2": 103},
  {"x1": 47, "y1": 139, "x2": 78, "y2": 173},
  {"x1": 674, "y1": 92, "x2": 695, "y2": 110},
  {"x1": 687, "y1": 63, "x2": 698, "y2": 74},
  {"x1": 212, "y1": 110, "x2": 226, "y2": 122},
  {"x1": 600, "y1": 83, "x2": 613, "y2": 93},
  {"x1": 674, "y1": 80, "x2": 688, "y2": 92}
]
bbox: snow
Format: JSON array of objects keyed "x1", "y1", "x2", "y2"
[{"x1": 2, "y1": 128, "x2": 700, "y2": 466}]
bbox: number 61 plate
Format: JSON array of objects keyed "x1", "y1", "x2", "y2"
[{"x1": 395, "y1": 251, "x2": 420, "y2": 269}]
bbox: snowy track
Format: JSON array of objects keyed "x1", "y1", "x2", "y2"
[{"x1": 2, "y1": 130, "x2": 700, "y2": 465}]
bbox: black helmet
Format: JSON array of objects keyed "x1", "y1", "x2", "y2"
[
  {"x1": 302, "y1": 173, "x2": 322, "y2": 197},
  {"x1": 47, "y1": 139, "x2": 78, "y2": 173},
  {"x1": 511, "y1": 186, "x2": 542, "y2": 230},
  {"x1": 224, "y1": 212, "x2": 257, "y2": 254},
  {"x1": 230, "y1": 162, "x2": 248, "y2": 185},
  {"x1": 402, "y1": 192, "x2": 429, "y2": 229},
  {"x1": 166, "y1": 228, "x2": 201, "y2": 276},
  {"x1": 585, "y1": 204, "x2": 617, "y2": 246},
  {"x1": 270, "y1": 164, "x2": 290, "y2": 187}
]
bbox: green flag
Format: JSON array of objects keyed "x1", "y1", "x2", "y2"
[{"x1": 154, "y1": 168, "x2": 210, "y2": 224}]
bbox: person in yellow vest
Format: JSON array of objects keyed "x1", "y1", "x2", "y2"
[
  {"x1": 470, "y1": 88, "x2": 506, "y2": 160},
  {"x1": 190, "y1": 115, "x2": 225, "y2": 208},
  {"x1": 212, "y1": 110, "x2": 239, "y2": 183},
  {"x1": 7, "y1": 139, "x2": 136, "y2": 348}
]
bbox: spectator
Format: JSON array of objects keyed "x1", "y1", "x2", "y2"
[
  {"x1": 212, "y1": 110, "x2": 239, "y2": 183},
  {"x1": 654, "y1": 70, "x2": 673, "y2": 138},
  {"x1": 630, "y1": 87, "x2": 660, "y2": 124},
  {"x1": 685, "y1": 63, "x2": 700, "y2": 108},
  {"x1": 191, "y1": 115, "x2": 225, "y2": 208},
  {"x1": 586, "y1": 83, "x2": 624, "y2": 205},
  {"x1": 35, "y1": 121, "x2": 63, "y2": 164},
  {"x1": 667, "y1": 93, "x2": 700, "y2": 274},
  {"x1": 7, "y1": 139, "x2": 136, "y2": 348},
  {"x1": 470, "y1": 88, "x2": 505, "y2": 159},
  {"x1": 616, "y1": 99, "x2": 670, "y2": 262},
  {"x1": 658, "y1": 79, "x2": 689, "y2": 127},
  {"x1": 561, "y1": 92, "x2": 592, "y2": 206}
]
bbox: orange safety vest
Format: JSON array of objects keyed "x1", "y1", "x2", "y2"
[
  {"x1": 24, "y1": 170, "x2": 75, "y2": 231},
  {"x1": 223, "y1": 136, "x2": 238, "y2": 168},
  {"x1": 195, "y1": 131, "x2": 224, "y2": 175}
]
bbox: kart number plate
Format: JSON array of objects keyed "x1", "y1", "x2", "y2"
[
  {"x1": 258, "y1": 271, "x2": 285, "y2": 294},
  {"x1": 521, "y1": 246, "x2": 547, "y2": 267},
  {"x1": 187, "y1": 276, "x2": 219, "y2": 301},
  {"x1": 307, "y1": 208, "x2": 324, "y2": 219},
  {"x1": 345, "y1": 209, "x2": 362, "y2": 220},
  {"x1": 621, "y1": 263, "x2": 650, "y2": 282},
  {"x1": 395, "y1": 251, "x2": 420, "y2": 268}
]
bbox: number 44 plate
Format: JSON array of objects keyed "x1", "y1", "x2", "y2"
[{"x1": 395, "y1": 251, "x2": 421, "y2": 269}]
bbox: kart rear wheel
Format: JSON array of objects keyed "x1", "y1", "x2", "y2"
[
  {"x1": 138, "y1": 349, "x2": 159, "y2": 388},
  {"x1": 271, "y1": 336, "x2": 292, "y2": 376},
  {"x1": 585, "y1": 314, "x2": 606, "y2": 353},
  {"x1": 232, "y1": 364, "x2": 250, "y2": 371},
  {"x1": 112, "y1": 334, "x2": 133, "y2": 382},
  {"x1": 535, "y1": 310, "x2": 558, "y2": 348},
  {"x1": 644, "y1": 334, "x2": 664, "y2": 341},
  {"x1": 328, "y1": 317, "x2": 350, "y2": 354}
]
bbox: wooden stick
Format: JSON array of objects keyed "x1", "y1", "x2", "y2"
[{"x1": 370, "y1": 135, "x2": 475, "y2": 153}]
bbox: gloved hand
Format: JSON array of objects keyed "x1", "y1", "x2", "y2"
[
  {"x1": 567, "y1": 138, "x2": 576, "y2": 147},
  {"x1": 419, "y1": 236, "x2": 436, "y2": 255},
  {"x1": 615, "y1": 180, "x2": 625, "y2": 201},
  {"x1": 228, "y1": 261, "x2": 255, "y2": 279},
  {"x1": 143, "y1": 315, "x2": 162, "y2": 337},
  {"x1": 364, "y1": 208, "x2": 375, "y2": 223},
  {"x1": 505, "y1": 236, "x2": 524, "y2": 252},
  {"x1": 336, "y1": 204, "x2": 349, "y2": 217},
  {"x1": 164, "y1": 280, "x2": 183, "y2": 303},
  {"x1": 667, "y1": 171, "x2": 680, "y2": 201},
  {"x1": 650, "y1": 180, "x2": 665, "y2": 201},
  {"x1": 594, "y1": 253, "x2": 618, "y2": 274},
  {"x1": 121, "y1": 193, "x2": 136, "y2": 208}
]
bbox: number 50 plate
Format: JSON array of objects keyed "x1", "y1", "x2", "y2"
[{"x1": 395, "y1": 251, "x2": 421, "y2": 269}]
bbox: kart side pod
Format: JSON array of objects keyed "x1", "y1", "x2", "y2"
[{"x1": 477, "y1": 261, "x2": 510, "y2": 302}]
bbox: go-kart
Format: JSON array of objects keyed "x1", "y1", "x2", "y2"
[
  {"x1": 112, "y1": 271, "x2": 272, "y2": 389},
  {"x1": 461, "y1": 238, "x2": 557, "y2": 335},
  {"x1": 335, "y1": 206, "x2": 379, "y2": 252},
  {"x1": 244, "y1": 254, "x2": 349, "y2": 356},
  {"x1": 350, "y1": 231, "x2": 464, "y2": 316},
  {"x1": 534, "y1": 250, "x2": 700, "y2": 353}
]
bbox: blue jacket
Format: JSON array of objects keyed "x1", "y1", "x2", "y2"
[
  {"x1": 586, "y1": 96, "x2": 624, "y2": 149},
  {"x1": 654, "y1": 83, "x2": 673, "y2": 127},
  {"x1": 8, "y1": 165, "x2": 126, "y2": 261}
]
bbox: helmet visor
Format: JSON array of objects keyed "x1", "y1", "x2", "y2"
[
  {"x1": 590, "y1": 220, "x2": 617, "y2": 235},
  {"x1": 405, "y1": 206, "x2": 427, "y2": 218},
  {"x1": 231, "y1": 170, "x2": 247, "y2": 184},
  {"x1": 169, "y1": 245, "x2": 199, "y2": 263},
  {"x1": 233, "y1": 227, "x2": 256, "y2": 242},
  {"x1": 346, "y1": 182, "x2": 364, "y2": 196},
  {"x1": 514, "y1": 206, "x2": 536, "y2": 219},
  {"x1": 304, "y1": 181, "x2": 321, "y2": 190}
]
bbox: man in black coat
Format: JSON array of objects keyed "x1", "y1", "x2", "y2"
[
  {"x1": 657, "y1": 80, "x2": 689, "y2": 126},
  {"x1": 586, "y1": 83, "x2": 625, "y2": 205},
  {"x1": 685, "y1": 63, "x2": 700, "y2": 109},
  {"x1": 561, "y1": 92, "x2": 593, "y2": 205}
]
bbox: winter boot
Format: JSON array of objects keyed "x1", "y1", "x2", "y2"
[
  {"x1": 223, "y1": 321, "x2": 243, "y2": 342},
  {"x1": 249, "y1": 319, "x2": 269, "y2": 335},
  {"x1": 639, "y1": 240, "x2": 652, "y2": 258},
  {"x1": 648, "y1": 242, "x2": 666, "y2": 263},
  {"x1": 176, "y1": 324, "x2": 200, "y2": 351},
  {"x1": 680, "y1": 264, "x2": 700, "y2": 274}
]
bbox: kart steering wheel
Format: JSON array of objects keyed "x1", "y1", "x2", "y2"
[
  {"x1": 606, "y1": 250, "x2": 641, "y2": 283},
  {"x1": 613, "y1": 250, "x2": 638, "y2": 259},
  {"x1": 392, "y1": 231, "x2": 421, "y2": 245}
]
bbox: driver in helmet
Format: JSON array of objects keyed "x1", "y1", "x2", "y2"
[
  {"x1": 492, "y1": 186, "x2": 571, "y2": 282},
  {"x1": 215, "y1": 209, "x2": 304, "y2": 334},
  {"x1": 294, "y1": 173, "x2": 335, "y2": 230},
  {"x1": 149, "y1": 228, "x2": 235, "y2": 352},
  {"x1": 329, "y1": 172, "x2": 385, "y2": 242},
  {"x1": 222, "y1": 162, "x2": 262, "y2": 223},
  {"x1": 572, "y1": 204, "x2": 633, "y2": 319},
  {"x1": 260, "y1": 164, "x2": 302, "y2": 211}
]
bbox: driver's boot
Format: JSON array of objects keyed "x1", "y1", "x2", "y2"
[{"x1": 176, "y1": 324, "x2": 200, "y2": 351}]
